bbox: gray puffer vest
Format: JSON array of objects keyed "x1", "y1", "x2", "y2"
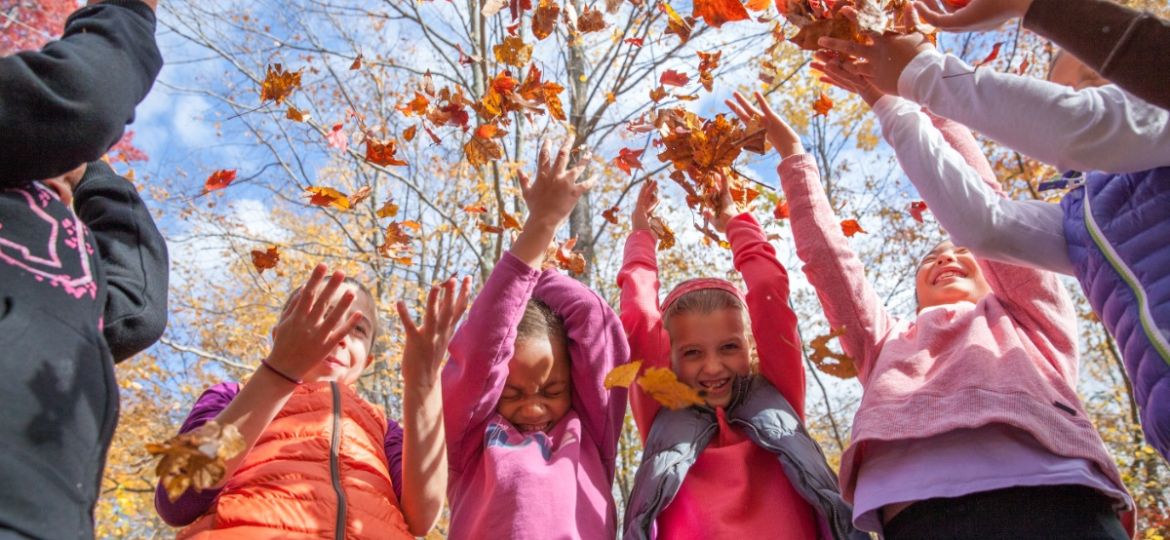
[{"x1": 623, "y1": 376, "x2": 865, "y2": 540}]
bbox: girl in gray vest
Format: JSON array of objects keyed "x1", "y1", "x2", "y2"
[{"x1": 618, "y1": 175, "x2": 863, "y2": 540}]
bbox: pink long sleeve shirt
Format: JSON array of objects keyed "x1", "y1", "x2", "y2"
[
  {"x1": 442, "y1": 252, "x2": 630, "y2": 540},
  {"x1": 777, "y1": 151, "x2": 1130, "y2": 526},
  {"x1": 618, "y1": 214, "x2": 818, "y2": 540}
]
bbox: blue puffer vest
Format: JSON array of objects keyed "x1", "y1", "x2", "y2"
[
  {"x1": 623, "y1": 376, "x2": 866, "y2": 540},
  {"x1": 1062, "y1": 166, "x2": 1170, "y2": 461}
]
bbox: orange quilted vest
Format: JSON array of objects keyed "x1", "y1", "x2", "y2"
[{"x1": 177, "y1": 381, "x2": 412, "y2": 540}]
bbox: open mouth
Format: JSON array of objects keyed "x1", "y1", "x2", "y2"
[
  {"x1": 697, "y1": 377, "x2": 730, "y2": 397},
  {"x1": 516, "y1": 422, "x2": 553, "y2": 434},
  {"x1": 932, "y1": 268, "x2": 967, "y2": 285}
]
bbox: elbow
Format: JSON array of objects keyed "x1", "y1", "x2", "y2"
[
  {"x1": 405, "y1": 504, "x2": 442, "y2": 537},
  {"x1": 106, "y1": 301, "x2": 169, "y2": 362}
]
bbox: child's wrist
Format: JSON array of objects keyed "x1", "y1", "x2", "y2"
[{"x1": 260, "y1": 356, "x2": 304, "y2": 385}]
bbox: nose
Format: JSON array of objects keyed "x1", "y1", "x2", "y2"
[
  {"x1": 934, "y1": 251, "x2": 955, "y2": 266},
  {"x1": 699, "y1": 356, "x2": 723, "y2": 377},
  {"x1": 516, "y1": 400, "x2": 547, "y2": 421}
]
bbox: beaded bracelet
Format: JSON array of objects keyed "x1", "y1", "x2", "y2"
[{"x1": 261, "y1": 359, "x2": 303, "y2": 385}]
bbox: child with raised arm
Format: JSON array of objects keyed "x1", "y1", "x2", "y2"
[
  {"x1": 155, "y1": 265, "x2": 466, "y2": 539},
  {"x1": 726, "y1": 91, "x2": 1132, "y2": 539},
  {"x1": 816, "y1": 20, "x2": 1170, "y2": 463},
  {"x1": 442, "y1": 139, "x2": 631, "y2": 539},
  {"x1": 618, "y1": 172, "x2": 861, "y2": 539}
]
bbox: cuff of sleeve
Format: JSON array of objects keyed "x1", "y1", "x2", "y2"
[
  {"x1": 898, "y1": 48, "x2": 945, "y2": 103},
  {"x1": 67, "y1": 0, "x2": 156, "y2": 29},
  {"x1": 499, "y1": 250, "x2": 545, "y2": 279},
  {"x1": 726, "y1": 212, "x2": 764, "y2": 248},
  {"x1": 623, "y1": 230, "x2": 659, "y2": 267}
]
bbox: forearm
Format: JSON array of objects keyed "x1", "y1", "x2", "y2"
[
  {"x1": 73, "y1": 160, "x2": 169, "y2": 361},
  {"x1": 0, "y1": 1, "x2": 162, "y2": 183},
  {"x1": 401, "y1": 376, "x2": 445, "y2": 536},
  {"x1": 875, "y1": 97, "x2": 1073, "y2": 275},
  {"x1": 617, "y1": 232, "x2": 667, "y2": 440},
  {"x1": 1025, "y1": 0, "x2": 1170, "y2": 111},
  {"x1": 210, "y1": 367, "x2": 297, "y2": 487},
  {"x1": 899, "y1": 49, "x2": 1170, "y2": 173}
]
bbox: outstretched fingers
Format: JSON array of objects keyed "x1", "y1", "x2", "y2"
[{"x1": 396, "y1": 300, "x2": 420, "y2": 336}]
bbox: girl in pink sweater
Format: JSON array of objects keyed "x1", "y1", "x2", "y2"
[
  {"x1": 442, "y1": 138, "x2": 631, "y2": 539},
  {"x1": 725, "y1": 91, "x2": 1132, "y2": 539},
  {"x1": 619, "y1": 168, "x2": 860, "y2": 539}
]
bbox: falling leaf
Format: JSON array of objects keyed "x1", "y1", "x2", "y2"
[
  {"x1": 660, "y1": 69, "x2": 690, "y2": 87},
  {"x1": 146, "y1": 421, "x2": 245, "y2": 502},
  {"x1": 728, "y1": 177, "x2": 760, "y2": 206},
  {"x1": 604, "y1": 360, "x2": 643, "y2": 389},
  {"x1": 403, "y1": 125, "x2": 418, "y2": 142},
  {"x1": 614, "y1": 148, "x2": 645, "y2": 176},
  {"x1": 493, "y1": 36, "x2": 533, "y2": 67},
  {"x1": 398, "y1": 92, "x2": 430, "y2": 117},
  {"x1": 813, "y1": 92, "x2": 834, "y2": 116},
  {"x1": 250, "y1": 246, "x2": 280, "y2": 274},
  {"x1": 549, "y1": 237, "x2": 587, "y2": 274},
  {"x1": 286, "y1": 106, "x2": 310, "y2": 122},
  {"x1": 203, "y1": 169, "x2": 238, "y2": 193},
  {"x1": 624, "y1": 37, "x2": 645, "y2": 47},
  {"x1": 637, "y1": 367, "x2": 705, "y2": 409},
  {"x1": 909, "y1": 200, "x2": 928, "y2": 223},
  {"x1": 662, "y1": 2, "x2": 694, "y2": 43},
  {"x1": 349, "y1": 54, "x2": 362, "y2": 70},
  {"x1": 774, "y1": 198, "x2": 790, "y2": 220},
  {"x1": 348, "y1": 185, "x2": 373, "y2": 207},
  {"x1": 326, "y1": 124, "x2": 349, "y2": 153},
  {"x1": 1017, "y1": 53, "x2": 1032, "y2": 75},
  {"x1": 808, "y1": 326, "x2": 856, "y2": 379},
  {"x1": 376, "y1": 200, "x2": 400, "y2": 218},
  {"x1": 365, "y1": 138, "x2": 408, "y2": 167},
  {"x1": 649, "y1": 85, "x2": 669, "y2": 102},
  {"x1": 501, "y1": 211, "x2": 522, "y2": 230},
  {"x1": 482, "y1": 0, "x2": 507, "y2": 17},
  {"x1": 465, "y1": 136, "x2": 504, "y2": 167},
  {"x1": 463, "y1": 204, "x2": 489, "y2": 214},
  {"x1": 602, "y1": 205, "x2": 620, "y2": 225},
  {"x1": 648, "y1": 216, "x2": 675, "y2": 250},
  {"x1": 577, "y1": 6, "x2": 607, "y2": 32},
  {"x1": 478, "y1": 222, "x2": 506, "y2": 234},
  {"x1": 693, "y1": 0, "x2": 750, "y2": 28},
  {"x1": 305, "y1": 186, "x2": 352, "y2": 210},
  {"x1": 533, "y1": 0, "x2": 561, "y2": 40},
  {"x1": 259, "y1": 64, "x2": 302, "y2": 105},
  {"x1": 975, "y1": 42, "x2": 1004, "y2": 68},
  {"x1": 456, "y1": 43, "x2": 482, "y2": 65},
  {"x1": 697, "y1": 50, "x2": 721, "y2": 92},
  {"x1": 745, "y1": 0, "x2": 770, "y2": 10},
  {"x1": 840, "y1": 218, "x2": 866, "y2": 237},
  {"x1": 606, "y1": 91, "x2": 616, "y2": 104}
]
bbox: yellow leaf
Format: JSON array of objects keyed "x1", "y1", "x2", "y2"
[
  {"x1": 376, "y1": 200, "x2": 400, "y2": 219},
  {"x1": 604, "y1": 360, "x2": 643, "y2": 389},
  {"x1": 637, "y1": 367, "x2": 705, "y2": 409},
  {"x1": 146, "y1": 421, "x2": 244, "y2": 502},
  {"x1": 305, "y1": 186, "x2": 352, "y2": 210},
  {"x1": 493, "y1": 36, "x2": 533, "y2": 68}
]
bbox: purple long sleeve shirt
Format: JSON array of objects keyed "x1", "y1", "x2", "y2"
[
  {"x1": 442, "y1": 253, "x2": 631, "y2": 539},
  {"x1": 153, "y1": 382, "x2": 405, "y2": 527}
]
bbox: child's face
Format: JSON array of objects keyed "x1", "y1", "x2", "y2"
[
  {"x1": 497, "y1": 336, "x2": 572, "y2": 434},
  {"x1": 303, "y1": 283, "x2": 377, "y2": 385},
  {"x1": 915, "y1": 241, "x2": 991, "y2": 310},
  {"x1": 668, "y1": 308, "x2": 751, "y2": 409}
]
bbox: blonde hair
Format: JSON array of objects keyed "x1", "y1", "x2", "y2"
[{"x1": 662, "y1": 288, "x2": 758, "y2": 370}]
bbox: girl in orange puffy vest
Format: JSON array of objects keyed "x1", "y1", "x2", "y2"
[{"x1": 154, "y1": 263, "x2": 469, "y2": 539}]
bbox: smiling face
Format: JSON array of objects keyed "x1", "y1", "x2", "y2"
[
  {"x1": 667, "y1": 306, "x2": 751, "y2": 409},
  {"x1": 301, "y1": 282, "x2": 378, "y2": 385},
  {"x1": 915, "y1": 241, "x2": 992, "y2": 310}
]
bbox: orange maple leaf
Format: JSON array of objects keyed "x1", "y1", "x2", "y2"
[
  {"x1": 547, "y1": 237, "x2": 587, "y2": 275},
  {"x1": 602, "y1": 205, "x2": 620, "y2": 225},
  {"x1": 840, "y1": 218, "x2": 866, "y2": 237},
  {"x1": 146, "y1": 421, "x2": 244, "y2": 502},
  {"x1": 637, "y1": 367, "x2": 706, "y2": 409},
  {"x1": 532, "y1": 0, "x2": 561, "y2": 40},
  {"x1": 808, "y1": 326, "x2": 856, "y2": 379},
  {"x1": 397, "y1": 92, "x2": 430, "y2": 117},
  {"x1": 305, "y1": 186, "x2": 352, "y2": 210},
  {"x1": 250, "y1": 246, "x2": 280, "y2": 274},
  {"x1": 813, "y1": 92, "x2": 834, "y2": 116},
  {"x1": 493, "y1": 35, "x2": 533, "y2": 67},
  {"x1": 662, "y1": 2, "x2": 694, "y2": 43},
  {"x1": 203, "y1": 169, "x2": 237, "y2": 193},
  {"x1": 365, "y1": 138, "x2": 408, "y2": 167},
  {"x1": 259, "y1": 64, "x2": 302, "y2": 105},
  {"x1": 693, "y1": 0, "x2": 750, "y2": 28},
  {"x1": 577, "y1": 6, "x2": 607, "y2": 32},
  {"x1": 697, "y1": 50, "x2": 721, "y2": 92},
  {"x1": 403, "y1": 125, "x2": 418, "y2": 142},
  {"x1": 774, "y1": 198, "x2": 790, "y2": 220}
]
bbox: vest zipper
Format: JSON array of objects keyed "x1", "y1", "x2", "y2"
[{"x1": 330, "y1": 381, "x2": 347, "y2": 539}]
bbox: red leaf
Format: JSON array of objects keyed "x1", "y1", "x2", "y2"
[
  {"x1": 204, "y1": 169, "x2": 238, "y2": 193},
  {"x1": 773, "y1": 198, "x2": 790, "y2": 220},
  {"x1": 602, "y1": 205, "x2": 620, "y2": 225},
  {"x1": 250, "y1": 246, "x2": 280, "y2": 273},
  {"x1": 841, "y1": 218, "x2": 866, "y2": 237},
  {"x1": 614, "y1": 148, "x2": 645, "y2": 176},
  {"x1": 326, "y1": 124, "x2": 348, "y2": 152},
  {"x1": 624, "y1": 37, "x2": 645, "y2": 47},
  {"x1": 660, "y1": 69, "x2": 690, "y2": 87},
  {"x1": 975, "y1": 42, "x2": 1003, "y2": 68},
  {"x1": 909, "y1": 200, "x2": 928, "y2": 223}
]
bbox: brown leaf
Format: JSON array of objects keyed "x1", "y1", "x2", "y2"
[
  {"x1": 533, "y1": 0, "x2": 561, "y2": 40},
  {"x1": 648, "y1": 216, "x2": 676, "y2": 250},
  {"x1": 376, "y1": 200, "x2": 400, "y2": 219},
  {"x1": 259, "y1": 64, "x2": 302, "y2": 105},
  {"x1": 577, "y1": 6, "x2": 607, "y2": 32},
  {"x1": 286, "y1": 106, "x2": 310, "y2": 123},
  {"x1": 403, "y1": 125, "x2": 418, "y2": 142},
  {"x1": 349, "y1": 54, "x2": 362, "y2": 70},
  {"x1": 146, "y1": 421, "x2": 245, "y2": 502},
  {"x1": 250, "y1": 246, "x2": 280, "y2": 274},
  {"x1": 347, "y1": 185, "x2": 373, "y2": 207},
  {"x1": 602, "y1": 205, "x2": 620, "y2": 225},
  {"x1": 808, "y1": 326, "x2": 856, "y2": 379},
  {"x1": 697, "y1": 50, "x2": 721, "y2": 92},
  {"x1": 662, "y1": 2, "x2": 693, "y2": 43}
]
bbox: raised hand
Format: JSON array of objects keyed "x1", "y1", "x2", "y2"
[
  {"x1": 631, "y1": 179, "x2": 660, "y2": 236},
  {"x1": 812, "y1": 51, "x2": 886, "y2": 107},
  {"x1": 511, "y1": 136, "x2": 596, "y2": 268},
  {"x1": 704, "y1": 173, "x2": 738, "y2": 234},
  {"x1": 915, "y1": 0, "x2": 1034, "y2": 33},
  {"x1": 266, "y1": 264, "x2": 363, "y2": 382},
  {"x1": 397, "y1": 277, "x2": 472, "y2": 387},
  {"x1": 817, "y1": 31, "x2": 933, "y2": 97},
  {"x1": 724, "y1": 91, "x2": 804, "y2": 159}
]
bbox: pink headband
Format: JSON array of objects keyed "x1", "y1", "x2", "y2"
[{"x1": 661, "y1": 277, "x2": 746, "y2": 314}]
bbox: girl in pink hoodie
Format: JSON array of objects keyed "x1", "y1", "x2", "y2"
[
  {"x1": 442, "y1": 138, "x2": 631, "y2": 539},
  {"x1": 724, "y1": 90, "x2": 1132, "y2": 539}
]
